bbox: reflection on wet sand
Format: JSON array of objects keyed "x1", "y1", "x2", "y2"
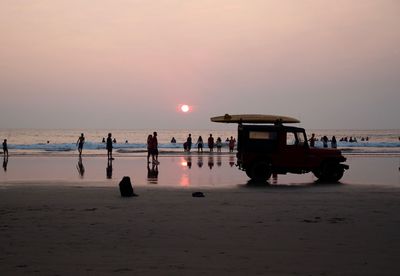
[
  {"x1": 217, "y1": 155, "x2": 222, "y2": 167},
  {"x1": 208, "y1": 155, "x2": 214, "y2": 170},
  {"x1": 0, "y1": 155, "x2": 398, "y2": 188},
  {"x1": 197, "y1": 155, "x2": 203, "y2": 168},
  {"x1": 229, "y1": 155, "x2": 235, "y2": 167},
  {"x1": 76, "y1": 156, "x2": 85, "y2": 178},
  {"x1": 147, "y1": 163, "x2": 159, "y2": 184},
  {"x1": 3, "y1": 156, "x2": 8, "y2": 172},
  {"x1": 179, "y1": 156, "x2": 191, "y2": 186},
  {"x1": 106, "y1": 158, "x2": 113, "y2": 179}
]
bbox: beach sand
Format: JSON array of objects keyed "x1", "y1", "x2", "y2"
[
  {"x1": 1, "y1": 183, "x2": 400, "y2": 275},
  {"x1": 1, "y1": 155, "x2": 400, "y2": 275}
]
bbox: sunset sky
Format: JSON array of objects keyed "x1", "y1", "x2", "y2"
[{"x1": 0, "y1": 0, "x2": 399, "y2": 129}]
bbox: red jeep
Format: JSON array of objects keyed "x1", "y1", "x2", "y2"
[{"x1": 236, "y1": 123, "x2": 349, "y2": 182}]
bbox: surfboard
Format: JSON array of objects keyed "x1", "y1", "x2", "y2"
[{"x1": 210, "y1": 114, "x2": 300, "y2": 124}]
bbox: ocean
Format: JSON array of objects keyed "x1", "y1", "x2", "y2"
[{"x1": 1, "y1": 128, "x2": 400, "y2": 156}]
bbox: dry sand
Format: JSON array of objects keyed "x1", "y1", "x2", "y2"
[{"x1": 1, "y1": 183, "x2": 400, "y2": 275}]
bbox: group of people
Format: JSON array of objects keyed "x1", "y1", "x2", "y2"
[
  {"x1": 308, "y1": 134, "x2": 338, "y2": 148},
  {"x1": 77, "y1": 132, "x2": 115, "y2": 160},
  {"x1": 180, "y1": 134, "x2": 236, "y2": 153},
  {"x1": 146, "y1": 132, "x2": 159, "y2": 165}
]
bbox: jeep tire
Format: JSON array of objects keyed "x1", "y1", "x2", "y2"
[
  {"x1": 247, "y1": 161, "x2": 272, "y2": 182},
  {"x1": 313, "y1": 162, "x2": 344, "y2": 182}
]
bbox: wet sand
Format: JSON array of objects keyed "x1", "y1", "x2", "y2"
[
  {"x1": 1, "y1": 155, "x2": 400, "y2": 275},
  {"x1": 1, "y1": 154, "x2": 399, "y2": 187}
]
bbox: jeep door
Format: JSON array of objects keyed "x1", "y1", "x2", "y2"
[{"x1": 277, "y1": 131, "x2": 308, "y2": 169}]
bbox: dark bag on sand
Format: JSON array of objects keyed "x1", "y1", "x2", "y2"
[{"x1": 119, "y1": 176, "x2": 137, "y2": 197}]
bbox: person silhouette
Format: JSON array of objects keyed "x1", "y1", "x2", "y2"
[
  {"x1": 229, "y1": 136, "x2": 235, "y2": 153},
  {"x1": 76, "y1": 133, "x2": 85, "y2": 156},
  {"x1": 186, "y1": 134, "x2": 192, "y2": 152},
  {"x1": 216, "y1": 137, "x2": 222, "y2": 152},
  {"x1": 76, "y1": 156, "x2": 85, "y2": 178},
  {"x1": 309, "y1": 133, "x2": 316, "y2": 147},
  {"x1": 151, "y1": 131, "x2": 159, "y2": 164},
  {"x1": 196, "y1": 136, "x2": 204, "y2": 153},
  {"x1": 147, "y1": 134, "x2": 153, "y2": 163},
  {"x1": 2, "y1": 139, "x2": 8, "y2": 158},
  {"x1": 106, "y1": 133, "x2": 114, "y2": 160},
  {"x1": 208, "y1": 134, "x2": 214, "y2": 152},
  {"x1": 331, "y1": 136, "x2": 337, "y2": 148}
]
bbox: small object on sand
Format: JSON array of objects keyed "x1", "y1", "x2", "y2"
[
  {"x1": 192, "y1": 192, "x2": 205, "y2": 197},
  {"x1": 119, "y1": 176, "x2": 138, "y2": 197}
]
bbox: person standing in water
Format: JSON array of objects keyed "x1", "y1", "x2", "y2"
[
  {"x1": 106, "y1": 133, "x2": 114, "y2": 160},
  {"x1": 76, "y1": 133, "x2": 85, "y2": 156},
  {"x1": 331, "y1": 136, "x2": 337, "y2": 148}
]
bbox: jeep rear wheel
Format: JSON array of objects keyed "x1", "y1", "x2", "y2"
[
  {"x1": 247, "y1": 162, "x2": 272, "y2": 182},
  {"x1": 313, "y1": 163, "x2": 344, "y2": 182}
]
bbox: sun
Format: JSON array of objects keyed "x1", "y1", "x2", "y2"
[{"x1": 180, "y1": 104, "x2": 190, "y2": 113}]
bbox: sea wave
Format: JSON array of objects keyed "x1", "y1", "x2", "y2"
[{"x1": 6, "y1": 140, "x2": 400, "y2": 155}]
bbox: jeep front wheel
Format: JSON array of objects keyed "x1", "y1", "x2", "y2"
[
  {"x1": 247, "y1": 162, "x2": 272, "y2": 182},
  {"x1": 313, "y1": 163, "x2": 344, "y2": 182}
]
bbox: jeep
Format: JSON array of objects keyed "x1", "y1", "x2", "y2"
[{"x1": 236, "y1": 123, "x2": 349, "y2": 182}]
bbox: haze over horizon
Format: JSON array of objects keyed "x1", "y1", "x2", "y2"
[{"x1": 1, "y1": 0, "x2": 399, "y2": 130}]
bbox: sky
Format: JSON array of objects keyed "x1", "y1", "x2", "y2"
[{"x1": 0, "y1": 0, "x2": 399, "y2": 130}]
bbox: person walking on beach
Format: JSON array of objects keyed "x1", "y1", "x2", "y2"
[
  {"x1": 208, "y1": 134, "x2": 214, "y2": 152},
  {"x1": 196, "y1": 136, "x2": 204, "y2": 153},
  {"x1": 2, "y1": 139, "x2": 8, "y2": 158},
  {"x1": 76, "y1": 133, "x2": 85, "y2": 156},
  {"x1": 106, "y1": 133, "x2": 114, "y2": 160}
]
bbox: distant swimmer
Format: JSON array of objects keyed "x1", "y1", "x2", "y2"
[
  {"x1": 2, "y1": 139, "x2": 8, "y2": 157},
  {"x1": 113, "y1": 138, "x2": 117, "y2": 144},
  {"x1": 171, "y1": 137, "x2": 176, "y2": 143},
  {"x1": 76, "y1": 133, "x2": 85, "y2": 156},
  {"x1": 102, "y1": 137, "x2": 106, "y2": 143}
]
